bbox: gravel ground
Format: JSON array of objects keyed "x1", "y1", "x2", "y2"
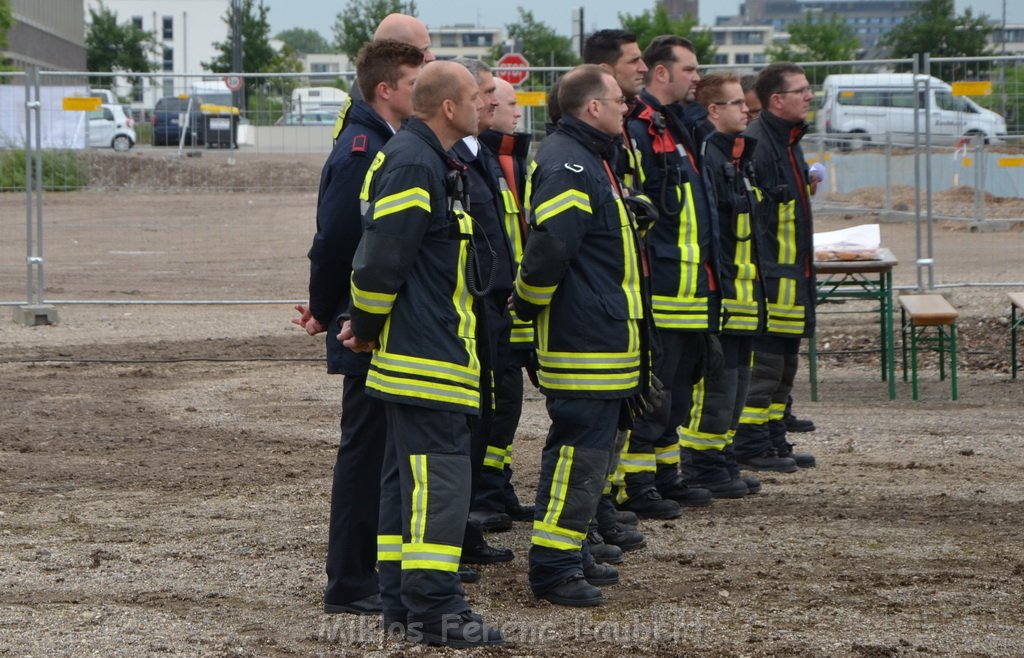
[{"x1": 1, "y1": 189, "x2": 1023, "y2": 657}]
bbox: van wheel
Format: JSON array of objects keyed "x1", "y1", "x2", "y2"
[
  {"x1": 112, "y1": 135, "x2": 133, "y2": 152},
  {"x1": 964, "y1": 130, "x2": 989, "y2": 145},
  {"x1": 844, "y1": 130, "x2": 869, "y2": 151}
]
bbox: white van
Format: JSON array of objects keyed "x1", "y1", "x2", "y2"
[
  {"x1": 291, "y1": 86, "x2": 348, "y2": 111},
  {"x1": 818, "y1": 73, "x2": 1006, "y2": 148}
]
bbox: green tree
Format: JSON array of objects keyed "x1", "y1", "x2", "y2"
[
  {"x1": 766, "y1": 12, "x2": 860, "y2": 83},
  {"x1": 488, "y1": 7, "x2": 579, "y2": 69},
  {"x1": 1, "y1": 0, "x2": 15, "y2": 73},
  {"x1": 618, "y1": 5, "x2": 716, "y2": 67},
  {"x1": 275, "y1": 27, "x2": 332, "y2": 54},
  {"x1": 85, "y1": 3, "x2": 156, "y2": 86},
  {"x1": 333, "y1": 0, "x2": 417, "y2": 62},
  {"x1": 881, "y1": 0, "x2": 993, "y2": 68},
  {"x1": 205, "y1": 0, "x2": 300, "y2": 100}
]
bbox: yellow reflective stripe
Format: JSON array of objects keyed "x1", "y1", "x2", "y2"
[
  {"x1": 373, "y1": 187, "x2": 430, "y2": 221},
  {"x1": 377, "y1": 534, "x2": 402, "y2": 562},
  {"x1": 367, "y1": 370, "x2": 480, "y2": 409},
  {"x1": 776, "y1": 200, "x2": 797, "y2": 265},
  {"x1": 402, "y1": 541, "x2": 461, "y2": 572},
  {"x1": 650, "y1": 313, "x2": 712, "y2": 331},
  {"x1": 531, "y1": 519, "x2": 585, "y2": 551},
  {"x1": 350, "y1": 281, "x2": 397, "y2": 315},
  {"x1": 768, "y1": 402, "x2": 786, "y2": 421},
  {"x1": 655, "y1": 443, "x2": 680, "y2": 465},
  {"x1": 538, "y1": 370, "x2": 640, "y2": 391},
  {"x1": 483, "y1": 445, "x2": 506, "y2": 470},
  {"x1": 331, "y1": 96, "x2": 352, "y2": 140},
  {"x1": 372, "y1": 351, "x2": 477, "y2": 387},
  {"x1": 451, "y1": 210, "x2": 480, "y2": 373},
  {"x1": 678, "y1": 430, "x2": 729, "y2": 450},
  {"x1": 516, "y1": 273, "x2": 557, "y2": 306},
  {"x1": 510, "y1": 324, "x2": 534, "y2": 343},
  {"x1": 534, "y1": 189, "x2": 591, "y2": 225},
  {"x1": 618, "y1": 451, "x2": 656, "y2": 473},
  {"x1": 360, "y1": 150, "x2": 386, "y2": 201},
  {"x1": 538, "y1": 351, "x2": 641, "y2": 370},
  {"x1": 740, "y1": 405, "x2": 770, "y2": 425},
  {"x1": 542, "y1": 445, "x2": 574, "y2": 527},
  {"x1": 676, "y1": 182, "x2": 700, "y2": 298},
  {"x1": 615, "y1": 196, "x2": 644, "y2": 326},
  {"x1": 409, "y1": 454, "x2": 428, "y2": 544}
]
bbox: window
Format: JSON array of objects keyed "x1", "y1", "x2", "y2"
[
  {"x1": 732, "y1": 31, "x2": 764, "y2": 45},
  {"x1": 440, "y1": 33, "x2": 457, "y2": 47},
  {"x1": 753, "y1": 53, "x2": 767, "y2": 64},
  {"x1": 712, "y1": 32, "x2": 727, "y2": 45},
  {"x1": 713, "y1": 54, "x2": 728, "y2": 65},
  {"x1": 162, "y1": 47, "x2": 174, "y2": 72},
  {"x1": 735, "y1": 54, "x2": 751, "y2": 64},
  {"x1": 131, "y1": 16, "x2": 143, "y2": 30},
  {"x1": 461, "y1": 32, "x2": 493, "y2": 47},
  {"x1": 163, "y1": 16, "x2": 173, "y2": 40},
  {"x1": 162, "y1": 79, "x2": 175, "y2": 98}
]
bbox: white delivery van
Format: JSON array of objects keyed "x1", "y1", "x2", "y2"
[
  {"x1": 818, "y1": 73, "x2": 1006, "y2": 149},
  {"x1": 291, "y1": 86, "x2": 348, "y2": 112}
]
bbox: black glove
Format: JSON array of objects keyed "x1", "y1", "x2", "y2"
[
  {"x1": 524, "y1": 350, "x2": 540, "y2": 389},
  {"x1": 703, "y1": 334, "x2": 725, "y2": 384},
  {"x1": 622, "y1": 195, "x2": 658, "y2": 233}
]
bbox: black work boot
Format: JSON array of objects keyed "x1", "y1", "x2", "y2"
[
  {"x1": 784, "y1": 394, "x2": 815, "y2": 432},
  {"x1": 695, "y1": 476, "x2": 750, "y2": 499},
  {"x1": 468, "y1": 509, "x2": 513, "y2": 532},
  {"x1": 598, "y1": 523, "x2": 646, "y2": 552},
  {"x1": 462, "y1": 542, "x2": 514, "y2": 564},
  {"x1": 407, "y1": 611, "x2": 504, "y2": 648},
  {"x1": 615, "y1": 509, "x2": 639, "y2": 526},
  {"x1": 616, "y1": 489, "x2": 682, "y2": 519},
  {"x1": 777, "y1": 441, "x2": 817, "y2": 468},
  {"x1": 583, "y1": 561, "x2": 619, "y2": 587},
  {"x1": 504, "y1": 499, "x2": 535, "y2": 521},
  {"x1": 535, "y1": 574, "x2": 603, "y2": 607},
  {"x1": 585, "y1": 529, "x2": 624, "y2": 564},
  {"x1": 659, "y1": 479, "x2": 714, "y2": 507},
  {"x1": 737, "y1": 450, "x2": 799, "y2": 473},
  {"x1": 457, "y1": 564, "x2": 480, "y2": 583}
]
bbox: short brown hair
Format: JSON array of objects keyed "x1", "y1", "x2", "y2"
[
  {"x1": 558, "y1": 64, "x2": 609, "y2": 118},
  {"x1": 356, "y1": 39, "x2": 424, "y2": 101},
  {"x1": 642, "y1": 35, "x2": 695, "y2": 71},
  {"x1": 754, "y1": 62, "x2": 805, "y2": 108},
  {"x1": 695, "y1": 72, "x2": 742, "y2": 108}
]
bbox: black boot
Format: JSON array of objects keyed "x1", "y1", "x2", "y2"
[
  {"x1": 535, "y1": 574, "x2": 603, "y2": 607},
  {"x1": 407, "y1": 611, "x2": 504, "y2": 648},
  {"x1": 616, "y1": 488, "x2": 682, "y2": 519}
]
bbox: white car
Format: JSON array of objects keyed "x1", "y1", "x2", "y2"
[{"x1": 88, "y1": 104, "x2": 137, "y2": 151}]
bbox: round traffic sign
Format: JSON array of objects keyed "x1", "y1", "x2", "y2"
[
  {"x1": 224, "y1": 75, "x2": 243, "y2": 91},
  {"x1": 495, "y1": 53, "x2": 530, "y2": 86}
]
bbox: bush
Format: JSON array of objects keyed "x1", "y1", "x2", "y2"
[{"x1": 0, "y1": 149, "x2": 88, "y2": 191}]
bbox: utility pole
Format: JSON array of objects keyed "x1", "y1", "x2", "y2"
[{"x1": 231, "y1": 0, "x2": 244, "y2": 111}]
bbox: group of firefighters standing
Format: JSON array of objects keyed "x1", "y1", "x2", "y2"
[{"x1": 294, "y1": 12, "x2": 820, "y2": 649}]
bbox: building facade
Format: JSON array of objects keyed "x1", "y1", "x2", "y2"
[
  {"x1": 4, "y1": 0, "x2": 86, "y2": 70},
  {"x1": 429, "y1": 25, "x2": 503, "y2": 61}
]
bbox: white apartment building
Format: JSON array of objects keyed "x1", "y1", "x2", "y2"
[
  {"x1": 429, "y1": 25, "x2": 503, "y2": 61},
  {"x1": 86, "y1": 0, "x2": 229, "y2": 106},
  {"x1": 707, "y1": 25, "x2": 787, "y2": 67}
]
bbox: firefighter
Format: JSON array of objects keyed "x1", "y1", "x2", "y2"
[
  {"x1": 341, "y1": 61, "x2": 503, "y2": 648},
  {"x1": 682, "y1": 71, "x2": 769, "y2": 497},
  {"x1": 474, "y1": 76, "x2": 536, "y2": 524},
  {"x1": 732, "y1": 62, "x2": 818, "y2": 473},
  {"x1": 618, "y1": 35, "x2": 719, "y2": 510},
  {"x1": 292, "y1": 40, "x2": 424, "y2": 616},
  {"x1": 512, "y1": 65, "x2": 648, "y2": 607}
]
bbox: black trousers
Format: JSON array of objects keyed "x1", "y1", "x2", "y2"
[
  {"x1": 732, "y1": 336, "x2": 800, "y2": 460},
  {"x1": 324, "y1": 374, "x2": 386, "y2": 607}
]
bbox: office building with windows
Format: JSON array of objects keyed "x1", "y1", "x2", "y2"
[{"x1": 4, "y1": 0, "x2": 86, "y2": 70}]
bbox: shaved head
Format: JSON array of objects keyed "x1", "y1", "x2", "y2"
[
  {"x1": 491, "y1": 78, "x2": 521, "y2": 134},
  {"x1": 374, "y1": 13, "x2": 435, "y2": 62},
  {"x1": 413, "y1": 60, "x2": 474, "y2": 119}
]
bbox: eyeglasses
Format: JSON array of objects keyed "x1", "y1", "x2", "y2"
[
  {"x1": 776, "y1": 85, "x2": 813, "y2": 97},
  {"x1": 713, "y1": 98, "x2": 747, "y2": 107},
  {"x1": 595, "y1": 96, "x2": 627, "y2": 105}
]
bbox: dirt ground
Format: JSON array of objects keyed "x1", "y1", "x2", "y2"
[{"x1": 2, "y1": 188, "x2": 1024, "y2": 657}]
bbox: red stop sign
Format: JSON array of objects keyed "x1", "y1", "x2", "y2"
[{"x1": 495, "y1": 53, "x2": 530, "y2": 86}]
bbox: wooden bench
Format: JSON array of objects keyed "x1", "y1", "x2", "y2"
[
  {"x1": 1010, "y1": 293, "x2": 1024, "y2": 379},
  {"x1": 899, "y1": 294, "x2": 959, "y2": 400}
]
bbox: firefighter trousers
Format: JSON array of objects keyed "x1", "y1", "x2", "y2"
[{"x1": 732, "y1": 336, "x2": 800, "y2": 461}]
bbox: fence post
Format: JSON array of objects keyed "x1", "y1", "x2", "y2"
[
  {"x1": 15, "y1": 66, "x2": 58, "y2": 326},
  {"x1": 973, "y1": 134, "x2": 985, "y2": 222},
  {"x1": 884, "y1": 132, "x2": 892, "y2": 214}
]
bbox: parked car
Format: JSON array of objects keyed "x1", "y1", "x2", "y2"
[
  {"x1": 818, "y1": 73, "x2": 1007, "y2": 149},
  {"x1": 88, "y1": 104, "x2": 136, "y2": 151},
  {"x1": 274, "y1": 109, "x2": 339, "y2": 126},
  {"x1": 151, "y1": 95, "x2": 206, "y2": 146}
]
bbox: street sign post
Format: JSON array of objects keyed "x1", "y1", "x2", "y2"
[{"x1": 495, "y1": 53, "x2": 530, "y2": 87}]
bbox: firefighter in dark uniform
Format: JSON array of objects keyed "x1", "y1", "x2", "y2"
[
  {"x1": 513, "y1": 65, "x2": 648, "y2": 608},
  {"x1": 619, "y1": 35, "x2": 720, "y2": 510},
  {"x1": 292, "y1": 40, "x2": 424, "y2": 616},
  {"x1": 683, "y1": 71, "x2": 769, "y2": 497},
  {"x1": 473, "y1": 75, "x2": 536, "y2": 523},
  {"x1": 732, "y1": 62, "x2": 818, "y2": 473},
  {"x1": 341, "y1": 61, "x2": 503, "y2": 648}
]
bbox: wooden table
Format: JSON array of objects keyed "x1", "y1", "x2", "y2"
[{"x1": 808, "y1": 248, "x2": 899, "y2": 400}]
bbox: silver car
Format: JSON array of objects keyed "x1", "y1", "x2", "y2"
[{"x1": 88, "y1": 104, "x2": 137, "y2": 151}]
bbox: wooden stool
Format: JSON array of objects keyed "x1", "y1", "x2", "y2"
[
  {"x1": 1010, "y1": 293, "x2": 1024, "y2": 379},
  {"x1": 899, "y1": 294, "x2": 959, "y2": 400}
]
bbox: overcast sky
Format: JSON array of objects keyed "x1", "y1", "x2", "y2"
[{"x1": 263, "y1": 0, "x2": 1022, "y2": 41}]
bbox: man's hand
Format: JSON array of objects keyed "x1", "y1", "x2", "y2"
[
  {"x1": 338, "y1": 319, "x2": 377, "y2": 353},
  {"x1": 291, "y1": 303, "x2": 327, "y2": 336}
]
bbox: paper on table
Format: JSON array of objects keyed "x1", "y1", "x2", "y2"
[{"x1": 813, "y1": 224, "x2": 881, "y2": 261}]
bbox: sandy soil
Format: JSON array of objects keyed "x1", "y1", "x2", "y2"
[{"x1": 2, "y1": 189, "x2": 1023, "y2": 657}]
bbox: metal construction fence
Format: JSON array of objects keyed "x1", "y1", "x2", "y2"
[{"x1": 1, "y1": 56, "x2": 1023, "y2": 313}]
